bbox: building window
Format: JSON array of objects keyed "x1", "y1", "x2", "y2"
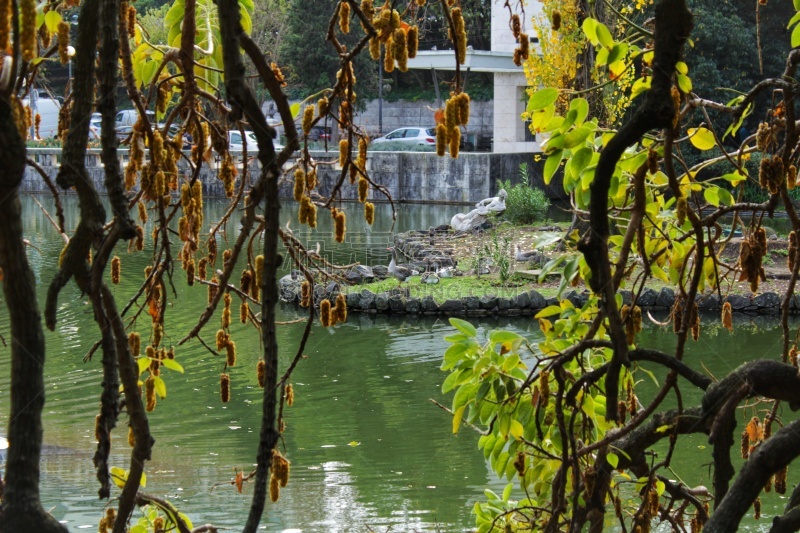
[{"x1": 523, "y1": 120, "x2": 536, "y2": 142}]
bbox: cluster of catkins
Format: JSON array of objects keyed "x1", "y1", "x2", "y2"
[
  {"x1": 738, "y1": 227, "x2": 767, "y2": 292},
  {"x1": 436, "y1": 92, "x2": 471, "y2": 158},
  {"x1": 97, "y1": 508, "x2": 117, "y2": 533},
  {"x1": 318, "y1": 293, "x2": 348, "y2": 327},
  {"x1": 269, "y1": 449, "x2": 291, "y2": 502},
  {"x1": 759, "y1": 154, "x2": 785, "y2": 195},
  {"x1": 364, "y1": 1, "x2": 419, "y2": 73},
  {"x1": 672, "y1": 296, "x2": 701, "y2": 340},
  {"x1": 510, "y1": 13, "x2": 529, "y2": 66},
  {"x1": 620, "y1": 304, "x2": 642, "y2": 345}
]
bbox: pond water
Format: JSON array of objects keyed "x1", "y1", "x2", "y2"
[{"x1": 0, "y1": 195, "x2": 789, "y2": 531}]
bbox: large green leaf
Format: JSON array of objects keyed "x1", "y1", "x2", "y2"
[
  {"x1": 527, "y1": 88, "x2": 559, "y2": 112},
  {"x1": 687, "y1": 127, "x2": 715, "y2": 150}
]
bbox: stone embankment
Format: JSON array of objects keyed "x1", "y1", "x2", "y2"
[{"x1": 279, "y1": 274, "x2": 797, "y2": 317}]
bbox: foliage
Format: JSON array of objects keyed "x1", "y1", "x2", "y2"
[
  {"x1": 485, "y1": 232, "x2": 512, "y2": 283},
  {"x1": 498, "y1": 164, "x2": 551, "y2": 225},
  {"x1": 441, "y1": 1, "x2": 800, "y2": 532}
]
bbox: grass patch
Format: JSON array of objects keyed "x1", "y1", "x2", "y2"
[{"x1": 344, "y1": 273, "x2": 553, "y2": 302}]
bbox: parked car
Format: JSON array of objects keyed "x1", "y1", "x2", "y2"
[
  {"x1": 370, "y1": 127, "x2": 436, "y2": 149},
  {"x1": 88, "y1": 112, "x2": 102, "y2": 140},
  {"x1": 228, "y1": 130, "x2": 284, "y2": 153},
  {"x1": 116, "y1": 109, "x2": 156, "y2": 127},
  {"x1": 22, "y1": 91, "x2": 61, "y2": 138},
  {"x1": 308, "y1": 126, "x2": 332, "y2": 142}
]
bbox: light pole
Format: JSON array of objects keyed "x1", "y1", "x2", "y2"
[{"x1": 66, "y1": 45, "x2": 75, "y2": 95}]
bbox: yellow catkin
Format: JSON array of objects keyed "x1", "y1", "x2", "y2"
[
  {"x1": 365, "y1": 202, "x2": 375, "y2": 225},
  {"x1": 300, "y1": 281, "x2": 311, "y2": 308},
  {"x1": 393, "y1": 28, "x2": 408, "y2": 71},
  {"x1": 407, "y1": 26, "x2": 419, "y2": 58},
  {"x1": 339, "y1": 0, "x2": 350, "y2": 33},
  {"x1": 458, "y1": 93, "x2": 471, "y2": 125},
  {"x1": 216, "y1": 329, "x2": 228, "y2": 350},
  {"x1": 152, "y1": 323, "x2": 163, "y2": 348},
  {"x1": 320, "y1": 299, "x2": 333, "y2": 327},
  {"x1": 127, "y1": 425, "x2": 135, "y2": 447},
  {"x1": 339, "y1": 139, "x2": 349, "y2": 167},
  {"x1": 676, "y1": 197, "x2": 687, "y2": 226},
  {"x1": 240, "y1": 301, "x2": 249, "y2": 324},
  {"x1": 187, "y1": 258, "x2": 195, "y2": 286},
  {"x1": 318, "y1": 97, "x2": 329, "y2": 116},
  {"x1": 255, "y1": 255, "x2": 264, "y2": 291},
  {"x1": 449, "y1": 127, "x2": 461, "y2": 158},
  {"x1": 222, "y1": 292, "x2": 232, "y2": 329},
  {"x1": 269, "y1": 474, "x2": 280, "y2": 502},
  {"x1": 21, "y1": 0, "x2": 37, "y2": 62},
  {"x1": 220, "y1": 373, "x2": 231, "y2": 403},
  {"x1": 257, "y1": 360, "x2": 266, "y2": 388},
  {"x1": 358, "y1": 177, "x2": 369, "y2": 202},
  {"x1": 111, "y1": 256, "x2": 121, "y2": 284},
  {"x1": 436, "y1": 123, "x2": 448, "y2": 156},
  {"x1": 286, "y1": 383, "x2": 294, "y2": 407},
  {"x1": 334, "y1": 209, "x2": 346, "y2": 243},
  {"x1": 57, "y1": 21, "x2": 70, "y2": 64},
  {"x1": 302, "y1": 105, "x2": 314, "y2": 135},
  {"x1": 226, "y1": 340, "x2": 236, "y2": 367},
  {"x1": 306, "y1": 167, "x2": 317, "y2": 190},
  {"x1": 0, "y1": 0, "x2": 11, "y2": 51},
  {"x1": 293, "y1": 168, "x2": 305, "y2": 201},
  {"x1": 369, "y1": 37, "x2": 380, "y2": 60},
  {"x1": 383, "y1": 37, "x2": 395, "y2": 72}
]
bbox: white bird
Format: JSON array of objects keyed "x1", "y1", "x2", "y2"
[{"x1": 387, "y1": 247, "x2": 413, "y2": 285}]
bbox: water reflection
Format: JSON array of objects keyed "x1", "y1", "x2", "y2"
[{"x1": 0, "y1": 194, "x2": 785, "y2": 531}]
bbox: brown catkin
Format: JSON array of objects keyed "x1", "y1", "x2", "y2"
[
  {"x1": 127, "y1": 5, "x2": 136, "y2": 38},
  {"x1": 220, "y1": 373, "x2": 231, "y2": 403},
  {"x1": 269, "y1": 474, "x2": 280, "y2": 502},
  {"x1": 306, "y1": 167, "x2": 317, "y2": 190},
  {"x1": 676, "y1": 197, "x2": 687, "y2": 226},
  {"x1": 111, "y1": 256, "x2": 121, "y2": 284},
  {"x1": 436, "y1": 123, "x2": 448, "y2": 156},
  {"x1": 741, "y1": 430, "x2": 750, "y2": 459},
  {"x1": 225, "y1": 340, "x2": 236, "y2": 367},
  {"x1": 257, "y1": 360, "x2": 266, "y2": 388},
  {"x1": 21, "y1": 0, "x2": 36, "y2": 62},
  {"x1": 754, "y1": 498, "x2": 761, "y2": 520},
  {"x1": 302, "y1": 105, "x2": 314, "y2": 135},
  {"x1": 775, "y1": 466, "x2": 788, "y2": 494},
  {"x1": 240, "y1": 301, "x2": 249, "y2": 324},
  {"x1": 334, "y1": 292, "x2": 347, "y2": 323},
  {"x1": 393, "y1": 28, "x2": 408, "y2": 71},
  {"x1": 300, "y1": 281, "x2": 311, "y2": 308},
  {"x1": 511, "y1": 14, "x2": 521, "y2": 39},
  {"x1": 128, "y1": 332, "x2": 140, "y2": 357},
  {"x1": 198, "y1": 257, "x2": 208, "y2": 281},
  {"x1": 216, "y1": 329, "x2": 228, "y2": 350},
  {"x1": 449, "y1": 127, "x2": 461, "y2": 158},
  {"x1": 187, "y1": 258, "x2": 195, "y2": 286},
  {"x1": 334, "y1": 209, "x2": 346, "y2": 243},
  {"x1": 369, "y1": 36, "x2": 380, "y2": 59},
  {"x1": 286, "y1": 383, "x2": 294, "y2": 406},
  {"x1": 407, "y1": 26, "x2": 419, "y2": 58},
  {"x1": 137, "y1": 201, "x2": 148, "y2": 223},
  {"x1": 722, "y1": 301, "x2": 733, "y2": 332},
  {"x1": 320, "y1": 299, "x2": 333, "y2": 327},
  {"x1": 145, "y1": 376, "x2": 156, "y2": 411},
  {"x1": 57, "y1": 22, "x2": 70, "y2": 64},
  {"x1": 0, "y1": 0, "x2": 10, "y2": 51},
  {"x1": 128, "y1": 425, "x2": 135, "y2": 447},
  {"x1": 339, "y1": 139, "x2": 349, "y2": 167}
]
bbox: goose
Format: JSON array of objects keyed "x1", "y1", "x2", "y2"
[
  {"x1": 421, "y1": 271, "x2": 440, "y2": 284},
  {"x1": 387, "y1": 247, "x2": 413, "y2": 286},
  {"x1": 515, "y1": 244, "x2": 538, "y2": 262}
]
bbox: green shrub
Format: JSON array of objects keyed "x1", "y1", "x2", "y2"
[{"x1": 498, "y1": 164, "x2": 550, "y2": 225}]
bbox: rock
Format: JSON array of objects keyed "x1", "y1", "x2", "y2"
[
  {"x1": 656, "y1": 287, "x2": 675, "y2": 308},
  {"x1": 480, "y1": 295, "x2": 498, "y2": 309},
  {"x1": 754, "y1": 292, "x2": 781, "y2": 310},
  {"x1": 724, "y1": 294, "x2": 750, "y2": 311},
  {"x1": 619, "y1": 290, "x2": 632, "y2": 306},
  {"x1": 344, "y1": 265, "x2": 375, "y2": 285},
  {"x1": 358, "y1": 290, "x2": 376, "y2": 310},
  {"x1": 696, "y1": 294, "x2": 719, "y2": 311},
  {"x1": 463, "y1": 296, "x2": 481, "y2": 310},
  {"x1": 564, "y1": 290, "x2": 585, "y2": 308},
  {"x1": 375, "y1": 292, "x2": 390, "y2": 311},
  {"x1": 278, "y1": 274, "x2": 301, "y2": 303},
  {"x1": 546, "y1": 297, "x2": 559, "y2": 306},
  {"x1": 512, "y1": 292, "x2": 531, "y2": 309},
  {"x1": 439, "y1": 299, "x2": 464, "y2": 313},
  {"x1": 406, "y1": 297, "x2": 421, "y2": 314},
  {"x1": 529, "y1": 291, "x2": 547, "y2": 310},
  {"x1": 422, "y1": 296, "x2": 439, "y2": 312},
  {"x1": 497, "y1": 298, "x2": 511, "y2": 311},
  {"x1": 346, "y1": 292, "x2": 361, "y2": 308},
  {"x1": 638, "y1": 288, "x2": 658, "y2": 307},
  {"x1": 372, "y1": 265, "x2": 389, "y2": 279},
  {"x1": 389, "y1": 295, "x2": 405, "y2": 313}
]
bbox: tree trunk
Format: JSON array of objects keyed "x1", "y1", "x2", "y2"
[{"x1": 0, "y1": 99, "x2": 67, "y2": 533}]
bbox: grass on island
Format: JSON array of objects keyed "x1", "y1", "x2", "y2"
[{"x1": 344, "y1": 273, "x2": 561, "y2": 303}]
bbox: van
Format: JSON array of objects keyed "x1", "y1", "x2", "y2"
[
  {"x1": 22, "y1": 92, "x2": 61, "y2": 139},
  {"x1": 116, "y1": 109, "x2": 156, "y2": 127}
]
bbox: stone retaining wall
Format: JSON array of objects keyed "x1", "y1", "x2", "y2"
[
  {"x1": 279, "y1": 278, "x2": 798, "y2": 317},
  {"x1": 25, "y1": 149, "x2": 566, "y2": 205}
]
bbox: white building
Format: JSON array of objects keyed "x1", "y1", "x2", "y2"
[{"x1": 407, "y1": 0, "x2": 543, "y2": 153}]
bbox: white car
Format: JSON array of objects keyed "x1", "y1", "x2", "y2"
[
  {"x1": 228, "y1": 130, "x2": 284, "y2": 153},
  {"x1": 370, "y1": 127, "x2": 437, "y2": 148}
]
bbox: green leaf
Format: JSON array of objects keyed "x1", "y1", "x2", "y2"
[
  {"x1": 795, "y1": 0, "x2": 800, "y2": 10},
  {"x1": 164, "y1": 2, "x2": 185, "y2": 28},
  {"x1": 137, "y1": 357, "x2": 150, "y2": 376},
  {"x1": 569, "y1": 98, "x2": 589, "y2": 127},
  {"x1": 161, "y1": 358, "x2": 184, "y2": 373},
  {"x1": 606, "y1": 452, "x2": 619, "y2": 469},
  {"x1": 535, "y1": 305, "x2": 562, "y2": 318},
  {"x1": 502, "y1": 483, "x2": 513, "y2": 502},
  {"x1": 567, "y1": 147, "x2": 593, "y2": 180},
  {"x1": 177, "y1": 513, "x2": 193, "y2": 530},
  {"x1": 595, "y1": 22, "x2": 614, "y2": 49},
  {"x1": 527, "y1": 88, "x2": 559, "y2": 111},
  {"x1": 675, "y1": 61, "x2": 689, "y2": 75},
  {"x1": 452, "y1": 405, "x2": 466, "y2": 434},
  {"x1": 44, "y1": 10, "x2": 62, "y2": 34},
  {"x1": 607, "y1": 43, "x2": 628, "y2": 66},
  {"x1": 130, "y1": 526, "x2": 148, "y2": 533},
  {"x1": 509, "y1": 419, "x2": 524, "y2": 440},
  {"x1": 720, "y1": 170, "x2": 747, "y2": 186},
  {"x1": 153, "y1": 376, "x2": 167, "y2": 399},
  {"x1": 703, "y1": 187, "x2": 720, "y2": 207},
  {"x1": 441, "y1": 369, "x2": 461, "y2": 393},
  {"x1": 489, "y1": 330, "x2": 522, "y2": 344},
  {"x1": 655, "y1": 480, "x2": 666, "y2": 496},
  {"x1": 630, "y1": 76, "x2": 651, "y2": 99},
  {"x1": 789, "y1": 11, "x2": 800, "y2": 29},
  {"x1": 531, "y1": 104, "x2": 555, "y2": 131},
  {"x1": 544, "y1": 150, "x2": 563, "y2": 185},
  {"x1": 687, "y1": 127, "x2": 715, "y2": 150},
  {"x1": 290, "y1": 103, "x2": 301, "y2": 118},
  {"x1": 677, "y1": 73, "x2": 693, "y2": 93},
  {"x1": 563, "y1": 126, "x2": 591, "y2": 149},
  {"x1": 240, "y1": 5, "x2": 252, "y2": 34},
  {"x1": 141, "y1": 60, "x2": 159, "y2": 87},
  {"x1": 239, "y1": 0, "x2": 255, "y2": 11},
  {"x1": 717, "y1": 187, "x2": 734, "y2": 206},
  {"x1": 450, "y1": 317, "x2": 477, "y2": 338},
  {"x1": 581, "y1": 17, "x2": 598, "y2": 44}
]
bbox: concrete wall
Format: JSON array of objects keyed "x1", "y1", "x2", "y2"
[{"x1": 24, "y1": 149, "x2": 566, "y2": 206}]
